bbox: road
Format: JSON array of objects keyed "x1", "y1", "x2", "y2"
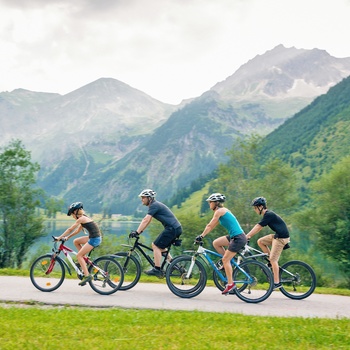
[{"x1": 0, "y1": 276, "x2": 349, "y2": 319}]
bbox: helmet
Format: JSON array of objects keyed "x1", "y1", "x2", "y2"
[
  {"x1": 138, "y1": 189, "x2": 156, "y2": 198},
  {"x1": 67, "y1": 202, "x2": 83, "y2": 216},
  {"x1": 206, "y1": 193, "x2": 226, "y2": 202},
  {"x1": 251, "y1": 197, "x2": 267, "y2": 208}
]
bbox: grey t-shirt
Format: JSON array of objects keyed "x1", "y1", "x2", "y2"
[{"x1": 147, "y1": 201, "x2": 181, "y2": 229}]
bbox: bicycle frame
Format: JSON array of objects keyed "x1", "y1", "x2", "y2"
[
  {"x1": 184, "y1": 244, "x2": 253, "y2": 284},
  {"x1": 121, "y1": 236, "x2": 172, "y2": 270},
  {"x1": 50, "y1": 240, "x2": 92, "y2": 278}
]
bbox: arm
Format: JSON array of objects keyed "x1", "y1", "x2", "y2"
[
  {"x1": 136, "y1": 214, "x2": 153, "y2": 234},
  {"x1": 57, "y1": 220, "x2": 83, "y2": 240},
  {"x1": 246, "y1": 224, "x2": 263, "y2": 240},
  {"x1": 200, "y1": 209, "x2": 221, "y2": 238}
]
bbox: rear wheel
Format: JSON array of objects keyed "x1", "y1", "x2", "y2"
[
  {"x1": 166, "y1": 255, "x2": 207, "y2": 298},
  {"x1": 30, "y1": 254, "x2": 65, "y2": 292},
  {"x1": 233, "y1": 260, "x2": 273, "y2": 303},
  {"x1": 113, "y1": 252, "x2": 141, "y2": 290},
  {"x1": 279, "y1": 260, "x2": 316, "y2": 300},
  {"x1": 88, "y1": 256, "x2": 124, "y2": 295}
]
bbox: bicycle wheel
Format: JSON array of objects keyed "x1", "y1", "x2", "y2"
[
  {"x1": 279, "y1": 260, "x2": 316, "y2": 300},
  {"x1": 166, "y1": 255, "x2": 207, "y2": 298},
  {"x1": 88, "y1": 256, "x2": 124, "y2": 295},
  {"x1": 113, "y1": 251, "x2": 141, "y2": 290},
  {"x1": 30, "y1": 254, "x2": 65, "y2": 292},
  {"x1": 233, "y1": 260, "x2": 273, "y2": 303}
]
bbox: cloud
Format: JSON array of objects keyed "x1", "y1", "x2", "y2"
[{"x1": 1, "y1": 0, "x2": 350, "y2": 104}]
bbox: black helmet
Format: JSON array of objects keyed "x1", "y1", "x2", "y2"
[
  {"x1": 251, "y1": 197, "x2": 267, "y2": 208},
  {"x1": 206, "y1": 193, "x2": 226, "y2": 202},
  {"x1": 67, "y1": 202, "x2": 83, "y2": 216},
  {"x1": 138, "y1": 189, "x2": 156, "y2": 198}
]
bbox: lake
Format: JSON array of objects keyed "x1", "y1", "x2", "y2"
[{"x1": 32, "y1": 220, "x2": 147, "y2": 252}]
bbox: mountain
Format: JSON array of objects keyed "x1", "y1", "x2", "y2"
[
  {"x1": 258, "y1": 75, "x2": 350, "y2": 182},
  {"x1": 1, "y1": 45, "x2": 350, "y2": 214},
  {"x1": 0, "y1": 78, "x2": 177, "y2": 163}
]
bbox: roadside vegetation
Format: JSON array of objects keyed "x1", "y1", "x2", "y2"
[{"x1": 0, "y1": 305, "x2": 349, "y2": 350}]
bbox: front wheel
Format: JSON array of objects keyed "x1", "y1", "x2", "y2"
[
  {"x1": 233, "y1": 260, "x2": 273, "y2": 303},
  {"x1": 166, "y1": 255, "x2": 207, "y2": 298},
  {"x1": 30, "y1": 254, "x2": 65, "y2": 292},
  {"x1": 113, "y1": 252, "x2": 141, "y2": 290},
  {"x1": 279, "y1": 260, "x2": 316, "y2": 300},
  {"x1": 88, "y1": 256, "x2": 124, "y2": 295}
]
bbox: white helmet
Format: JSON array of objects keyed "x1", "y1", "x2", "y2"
[
  {"x1": 206, "y1": 193, "x2": 226, "y2": 202},
  {"x1": 138, "y1": 189, "x2": 156, "y2": 198}
]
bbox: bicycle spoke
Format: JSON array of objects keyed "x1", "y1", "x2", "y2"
[
  {"x1": 166, "y1": 255, "x2": 207, "y2": 298},
  {"x1": 30, "y1": 254, "x2": 65, "y2": 292},
  {"x1": 89, "y1": 256, "x2": 124, "y2": 295},
  {"x1": 233, "y1": 260, "x2": 273, "y2": 303},
  {"x1": 279, "y1": 260, "x2": 316, "y2": 300}
]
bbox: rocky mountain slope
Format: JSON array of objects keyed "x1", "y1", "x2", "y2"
[{"x1": 1, "y1": 45, "x2": 350, "y2": 214}]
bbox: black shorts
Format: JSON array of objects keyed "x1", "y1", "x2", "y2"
[
  {"x1": 153, "y1": 226, "x2": 182, "y2": 249},
  {"x1": 226, "y1": 233, "x2": 247, "y2": 253}
]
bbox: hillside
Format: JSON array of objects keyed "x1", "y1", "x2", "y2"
[
  {"x1": 2, "y1": 45, "x2": 350, "y2": 214},
  {"x1": 259, "y1": 75, "x2": 350, "y2": 182}
]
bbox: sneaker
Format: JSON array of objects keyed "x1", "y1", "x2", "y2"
[
  {"x1": 222, "y1": 283, "x2": 236, "y2": 295},
  {"x1": 144, "y1": 267, "x2": 163, "y2": 277},
  {"x1": 79, "y1": 274, "x2": 93, "y2": 286},
  {"x1": 273, "y1": 282, "x2": 282, "y2": 290}
]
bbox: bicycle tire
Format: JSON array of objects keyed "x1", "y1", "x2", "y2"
[
  {"x1": 88, "y1": 256, "x2": 124, "y2": 295},
  {"x1": 279, "y1": 260, "x2": 316, "y2": 300},
  {"x1": 30, "y1": 254, "x2": 65, "y2": 292},
  {"x1": 113, "y1": 251, "x2": 142, "y2": 290},
  {"x1": 166, "y1": 255, "x2": 207, "y2": 298},
  {"x1": 233, "y1": 260, "x2": 273, "y2": 303}
]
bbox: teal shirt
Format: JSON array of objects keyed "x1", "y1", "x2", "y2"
[{"x1": 219, "y1": 211, "x2": 244, "y2": 238}]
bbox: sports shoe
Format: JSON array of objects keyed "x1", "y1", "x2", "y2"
[
  {"x1": 273, "y1": 282, "x2": 282, "y2": 290},
  {"x1": 79, "y1": 274, "x2": 93, "y2": 286},
  {"x1": 222, "y1": 282, "x2": 236, "y2": 295},
  {"x1": 144, "y1": 267, "x2": 163, "y2": 277}
]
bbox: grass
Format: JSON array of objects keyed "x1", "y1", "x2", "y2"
[{"x1": 0, "y1": 304, "x2": 349, "y2": 350}]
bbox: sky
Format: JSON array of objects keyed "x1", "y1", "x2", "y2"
[{"x1": 1, "y1": 0, "x2": 350, "y2": 105}]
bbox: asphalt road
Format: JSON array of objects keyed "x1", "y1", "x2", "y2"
[{"x1": 0, "y1": 276, "x2": 349, "y2": 319}]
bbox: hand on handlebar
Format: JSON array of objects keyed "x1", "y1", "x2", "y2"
[
  {"x1": 129, "y1": 230, "x2": 140, "y2": 238},
  {"x1": 194, "y1": 235, "x2": 203, "y2": 243}
]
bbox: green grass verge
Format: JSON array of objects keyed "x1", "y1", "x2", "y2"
[{"x1": 0, "y1": 305, "x2": 349, "y2": 350}]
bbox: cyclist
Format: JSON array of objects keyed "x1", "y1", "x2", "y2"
[
  {"x1": 56, "y1": 202, "x2": 102, "y2": 286},
  {"x1": 246, "y1": 196, "x2": 290, "y2": 290},
  {"x1": 131, "y1": 189, "x2": 182, "y2": 277},
  {"x1": 195, "y1": 193, "x2": 246, "y2": 295}
]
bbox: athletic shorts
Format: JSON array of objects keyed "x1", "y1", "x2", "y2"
[
  {"x1": 153, "y1": 226, "x2": 182, "y2": 249},
  {"x1": 88, "y1": 236, "x2": 102, "y2": 248},
  {"x1": 226, "y1": 233, "x2": 247, "y2": 253},
  {"x1": 258, "y1": 234, "x2": 290, "y2": 262}
]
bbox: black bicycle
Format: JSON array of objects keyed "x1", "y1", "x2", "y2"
[
  {"x1": 237, "y1": 243, "x2": 316, "y2": 300},
  {"x1": 114, "y1": 232, "x2": 182, "y2": 290}
]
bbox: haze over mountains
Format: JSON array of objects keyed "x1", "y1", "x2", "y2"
[{"x1": 1, "y1": 45, "x2": 350, "y2": 214}]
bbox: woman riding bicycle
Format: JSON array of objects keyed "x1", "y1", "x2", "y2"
[
  {"x1": 56, "y1": 202, "x2": 102, "y2": 286},
  {"x1": 195, "y1": 193, "x2": 246, "y2": 295}
]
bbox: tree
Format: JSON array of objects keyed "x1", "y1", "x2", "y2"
[
  {"x1": 216, "y1": 135, "x2": 300, "y2": 232},
  {"x1": 294, "y1": 156, "x2": 350, "y2": 286},
  {"x1": 0, "y1": 140, "x2": 45, "y2": 268}
]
